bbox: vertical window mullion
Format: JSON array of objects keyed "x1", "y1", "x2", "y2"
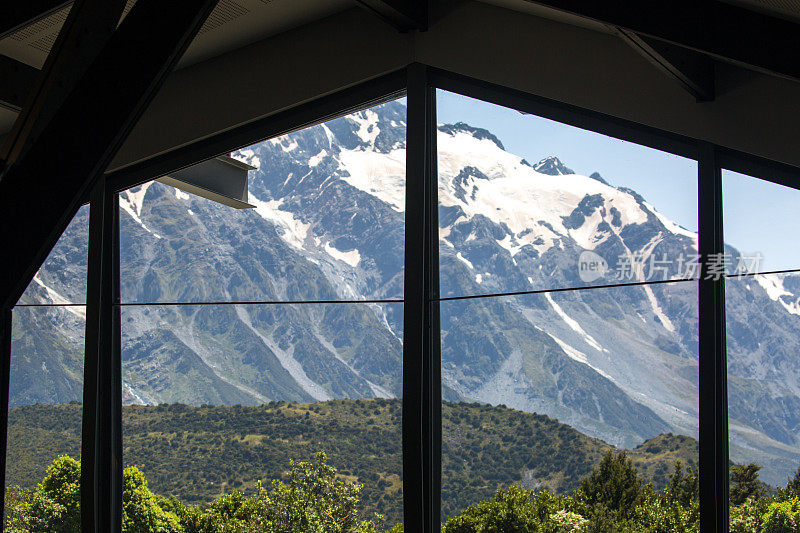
[
  {"x1": 425, "y1": 71, "x2": 442, "y2": 533},
  {"x1": 108, "y1": 187, "x2": 123, "y2": 531},
  {"x1": 0, "y1": 307, "x2": 11, "y2": 522},
  {"x1": 82, "y1": 179, "x2": 123, "y2": 532},
  {"x1": 403, "y1": 63, "x2": 439, "y2": 533},
  {"x1": 698, "y1": 143, "x2": 729, "y2": 532}
]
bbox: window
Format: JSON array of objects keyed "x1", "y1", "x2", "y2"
[
  {"x1": 437, "y1": 90, "x2": 699, "y2": 526},
  {"x1": 7, "y1": 67, "x2": 798, "y2": 532},
  {"x1": 5, "y1": 206, "x2": 88, "y2": 529},
  {"x1": 724, "y1": 169, "x2": 800, "y2": 492},
  {"x1": 118, "y1": 100, "x2": 406, "y2": 528}
]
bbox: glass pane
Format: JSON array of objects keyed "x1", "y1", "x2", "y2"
[
  {"x1": 726, "y1": 274, "x2": 800, "y2": 489},
  {"x1": 440, "y1": 283, "x2": 699, "y2": 523},
  {"x1": 121, "y1": 302, "x2": 403, "y2": 528},
  {"x1": 18, "y1": 204, "x2": 89, "y2": 305},
  {"x1": 5, "y1": 207, "x2": 88, "y2": 529},
  {"x1": 723, "y1": 169, "x2": 800, "y2": 508},
  {"x1": 723, "y1": 169, "x2": 800, "y2": 274},
  {"x1": 120, "y1": 99, "x2": 406, "y2": 304},
  {"x1": 437, "y1": 90, "x2": 698, "y2": 298},
  {"x1": 6, "y1": 307, "x2": 84, "y2": 500}
]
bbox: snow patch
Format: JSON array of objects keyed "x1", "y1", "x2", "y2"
[
  {"x1": 249, "y1": 195, "x2": 311, "y2": 251},
  {"x1": 320, "y1": 124, "x2": 336, "y2": 147},
  {"x1": 337, "y1": 148, "x2": 405, "y2": 212},
  {"x1": 643, "y1": 202, "x2": 697, "y2": 241},
  {"x1": 121, "y1": 182, "x2": 151, "y2": 217},
  {"x1": 123, "y1": 381, "x2": 148, "y2": 405},
  {"x1": 544, "y1": 293, "x2": 604, "y2": 352},
  {"x1": 350, "y1": 109, "x2": 380, "y2": 144},
  {"x1": 642, "y1": 284, "x2": 676, "y2": 332},
  {"x1": 547, "y1": 332, "x2": 615, "y2": 381},
  {"x1": 119, "y1": 183, "x2": 161, "y2": 239},
  {"x1": 456, "y1": 252, "x2": 474, "y2": 269},
  {"x1": 308, "y1": 149, "x2": 328, "y2": 167},
  {"x1": 756, "y1": 274, "x2": 800, "y2": 315},
  {"x1": 282, "y1": 139, "x2": 298, "y2": 152},
  {"x1": 31, "y1": 275, "x2": 86, "y2": 319},
  {"x1": 323, "y1": 242, "x2": 361, "y2": 267},
  {"x1": 233, "y1": 148, "x2": 261, "y2": 169}
]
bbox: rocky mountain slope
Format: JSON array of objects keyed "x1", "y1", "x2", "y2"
[{"x1": 12, "y1": 100, "x2": 800, "y2": 484}]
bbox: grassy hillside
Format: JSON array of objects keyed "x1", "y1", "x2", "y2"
[{"x1": 5, "y1": 399, "x2": 697, "y2": 524}]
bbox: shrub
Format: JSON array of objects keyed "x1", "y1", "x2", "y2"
[
  {"x1": 730, "y1": 497, "x2": 769, "y2": 533},
  {"x1": 547, "y1": 509, "x2": 588, "y2": 532},
  {"x1": 630, "y1": 488, "x2": 698, "y2": 533},
  {"x1": 762, "y1": 498, "x2": 800, "y2": 533},
  {"x1": 442, "y1": 485, "x2": 556, "y2": 533}
]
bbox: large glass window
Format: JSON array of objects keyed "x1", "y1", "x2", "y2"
[
  {"x1": 118, "y1": 100, "x2": 406, "y2": 529},
  {"x1": 438, "y1": 90, "x2": 700, "y2": 528},
  {"x1": 4, "y1": 206, "x2": 88, "y2": 530},
  {"x1": 724, "y1": 170, "x2": 800, "y2": 498}
]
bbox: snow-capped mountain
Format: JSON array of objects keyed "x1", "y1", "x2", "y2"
[{"x1": 12, "y1": 101, "x2": 800, "y2": 485}]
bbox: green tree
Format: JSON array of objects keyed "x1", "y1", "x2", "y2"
[
  {"x1": 257, "y1": 452, "x2": 381, "y2": 533},
  {"x1": 4, "y1": 457, "x2": 182, "y2": 533},
  {"x1": 122, "y1": 466, "x2": 182, "y2": 533},
  {"x1": 38, "y1": 456, "x2": 82, "y2": 531},
  {"x1": 665, "y1": 460, "x2": 698, "y2": 509},
  {"x1": 189, "y1": 451, "x2": 383, "y2": 533},
  {"x1": 730, "y1": 463, "x2": 766, "y2": 506},
  {"x1": 786, "y1": 467, "x2": 800, "y2": 500},
  {"x1": 3, "y1": 455, "x2": 81, "y2": 533},
  {"x1": 577, "y1": 451, "x2": 645, "y2": 524}
]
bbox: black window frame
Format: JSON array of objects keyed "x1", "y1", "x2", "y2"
[{"x1": 4, "y1": 62, "x2": 800, "y2": 532}]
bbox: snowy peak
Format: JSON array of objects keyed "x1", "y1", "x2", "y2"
[
  {"x1": 534, "y1": 156, "x2": 575, "y2": 176},
  {"x1": 439, "y1": 122, "x2": 505, "y2": 150},
  {"x1": 332, "y1": 103, "x2": 406, "y2": 154}
]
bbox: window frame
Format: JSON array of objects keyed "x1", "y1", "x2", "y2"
[{"x1": 5, "y1": 62, "x2": 800, "y2": 532}]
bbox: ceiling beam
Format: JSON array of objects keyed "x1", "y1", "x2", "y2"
[
  {"x1": 0, "y1": 0, "x2": 71, "y2": 40},
  {"x1": 0, "y1": 55, "x2": 38, "y2": 110},
  {"x1": 524, "y1": 0, "x2": 800, "y2": 82},
  {"x1": 0, "y1": 0, "x2": 219, "y2": 310},
  {"x1": 616, "y1": 28, "x2": 715, "y2": 101},
  {"x1": 353, "y1": 0, "x2": 428, "y2": 31},
  {"x1": 1, "y1": 0, "x2": 128, "y2": 165}
]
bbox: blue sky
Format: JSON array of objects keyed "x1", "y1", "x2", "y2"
[{"x1": 434, "y1": 90, "x2": 799, "y2": 271}]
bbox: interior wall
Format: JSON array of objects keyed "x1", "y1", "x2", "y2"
[
  {"x1": 108, "y1": 2, "x2": 800, "y2": 173},
  {"x1": 417, "y1": 2, "x2": 800, "y2": 168},
  {"x1": 108, "y1": 8, "x2": 412, "y2": 171}
]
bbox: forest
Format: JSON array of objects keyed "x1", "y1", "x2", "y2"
[
  {"x1": 4, "y1": 400, "x2": 697, "y2": 524},
  {"x1": 4, "y1": 400, "x2": 799, "y2": 531}
]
